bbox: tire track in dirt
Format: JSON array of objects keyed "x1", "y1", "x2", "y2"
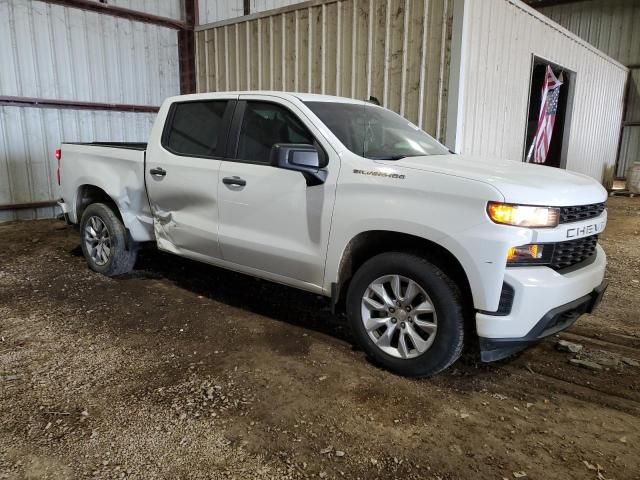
[
  {"x1": 561, "y1": 330, "x2": 640, "y2": 353},
  {"x1": 503, "y1": 365, "x2": 640, "y2": 416}
]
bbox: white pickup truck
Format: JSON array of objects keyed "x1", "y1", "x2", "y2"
[{"x1": 58, "y1": 91, "x2": 608, "y2": 377}]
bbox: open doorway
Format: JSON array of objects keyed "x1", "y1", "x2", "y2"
[{"x1": 523, "y1": 57, "x2": 574, "y2": 168}]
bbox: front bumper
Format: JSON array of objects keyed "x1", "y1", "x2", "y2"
[
  {"x1": 476, "y1": 244, "x2": 607, "y2": 361},
  {"x1": 479, "y1": 280, "x2": 607, "y2": 361}
]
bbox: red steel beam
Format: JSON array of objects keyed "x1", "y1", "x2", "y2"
[
  {"x1": 36, "y1": 0, "x2": 188, "y2": 30},
  {"x1": 178, "y1": 0, "x2": 197, "y2": 94},
  {"x1": 0, "y1": 96, "x2": 159, "y2": 113}
]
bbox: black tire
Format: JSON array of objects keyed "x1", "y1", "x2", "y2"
[
  {"x1": 346, "y1": 252, "x2": 465, "y2": 377},
  {"x1": 80, "y1": 203, "x2": 137, "y2": 276}
]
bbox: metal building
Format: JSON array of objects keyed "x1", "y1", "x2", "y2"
[
  {"x1": 0, "y1": 0, "x2": 187, "y2": 222},
  {"x1": 451, "y1": 0, "x2": 627, "y2": 182},
  {"x1": 0, "y1": 0, "x2": 630, "y2": 223},
  {"x1": 536, "y1": 0, "x2": 640, "y2": 179},
  {"x1": 195, "y1": 0, "x2": 627, "y2": 185}
]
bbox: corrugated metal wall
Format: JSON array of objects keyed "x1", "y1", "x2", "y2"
[
  {"x1": 0, "y1": 0, "x2": 180, "y2": 222},
  {"x1": 539, "y1": 0, "x2": 640, "y2": 178},
  {"x1": 197, "y1": 0, "x2": 304, "y2": 24},
  {"x1": 251, "y1": 0, "x2": 303, "y2": 14},
  {"x1": 0, "y1": 108, "x2": 156, "y2": 222},
  {"x1": 538, "y1": 0, "x2": 640, "y2": 66},
  {"x1": 0, "y1": 0, "x2": 179, "y2": 104},
  {"x1": 87, "y1": 0, "x2": 185, "y2": 21},
  {"x1": 198, "y1": 0, "x2": 244, "y2": 24},
  {"x1": 195, "y1": 0, "x2": 453, "y2": 138},
  {"x1": 456, "y1": 0, "x2": 627, "y2": 182}
]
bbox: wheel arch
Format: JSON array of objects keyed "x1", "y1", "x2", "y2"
[
  {"x1": 75, "y1": 184, "x2": 125, "y2": 225},
  {"x1": 332, "y1": 230, "x2": 474, "y2": 320}
]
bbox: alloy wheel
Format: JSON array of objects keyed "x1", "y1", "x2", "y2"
[
  {"x1": 84, "y1": 216, "x2": 111, "y2": 266},
  {"x1": 360, "y1": 274, "x2": 437, "y2": 359}
]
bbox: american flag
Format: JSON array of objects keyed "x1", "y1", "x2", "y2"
[{"x1": 528, "y1": 66, "x2": 563, "y2": 164}]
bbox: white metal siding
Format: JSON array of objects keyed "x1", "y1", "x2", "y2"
[
  {"x1": 0, "y1": 0, "x2": 180, "y2": 105},
  {"x1": 0, "y1": 106, "x2": 157, "y2": 222},
  {"x1": 0, "y1": 0, "x2": 180, "y2": 221},
  {"x1": 457, "y1": 0, "x2": 627, "y2": 182},
  {"x1": 539, "y1": 0, "x2": 640, "y2": 177},
  {"x1": 86, "y1": 0, "x2": 184, "y2": 21}
]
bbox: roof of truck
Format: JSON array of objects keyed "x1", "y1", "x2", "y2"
[{"x1": 165, "y1": 91, "x2": 366, "y2": 105}]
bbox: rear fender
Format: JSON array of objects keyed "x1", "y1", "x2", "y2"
[{"x1": 74, "y1": 176, "x2": 153, "y2": 242}]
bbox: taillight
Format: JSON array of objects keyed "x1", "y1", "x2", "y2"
[{"x1": 55, "y1": 148, "x2": 61, "y2": 185}]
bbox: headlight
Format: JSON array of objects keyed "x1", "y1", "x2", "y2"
[{"x1": 487, "y1": 202, "x2": 559, "y2": 228}]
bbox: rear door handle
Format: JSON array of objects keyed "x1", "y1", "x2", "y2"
[
  {"x1": 222, "y1": 176, "x2": 246, "y2": 187},
  {"x1": 149, "y1": 167, "x2": 166, "y2": 177}
]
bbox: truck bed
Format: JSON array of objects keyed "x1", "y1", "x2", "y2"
[
  {"x1": 62, "y1": 142, "x2": 147, "y2": 151},
  {"x1": 59, "y1": 141, "x2": 154, "y2": 242}
]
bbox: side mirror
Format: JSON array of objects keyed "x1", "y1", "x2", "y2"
[{"x1": 270, "y1": 143, "x2": 327, "y2": 186}]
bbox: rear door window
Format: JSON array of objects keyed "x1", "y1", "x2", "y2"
[{"x1": 164, "y1": 100, "x2": 229, "y2": 157}]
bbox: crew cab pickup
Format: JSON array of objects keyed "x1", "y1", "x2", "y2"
[{"x1": 57, "y1": 91, "x2": 608, "y2": 377}]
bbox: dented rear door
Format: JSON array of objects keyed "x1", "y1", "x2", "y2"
[{"x1": 145, "y1": 97, "x2": 236, "y2": 258}]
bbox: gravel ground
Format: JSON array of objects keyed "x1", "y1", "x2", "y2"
[{"x1": 1, "y1": 196, "x2": 639, "y2": 480}]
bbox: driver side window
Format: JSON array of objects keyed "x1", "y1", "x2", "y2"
[{"x1": 236, "y1": 101, "x2": 315, "y2": 163}]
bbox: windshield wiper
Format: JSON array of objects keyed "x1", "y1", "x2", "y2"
[{"x1": 367, "y1": 154, "x2": 407, "y2": 160}]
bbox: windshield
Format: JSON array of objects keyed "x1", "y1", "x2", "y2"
[{"x1": 305, "y1": 101, "x2": 449, "y2": 159}]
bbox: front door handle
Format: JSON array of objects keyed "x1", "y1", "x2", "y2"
[
  {"x1": 222, "y1": 176, "x2": 247, "y2": 187},
  {"x1": 149, "y1": 167, "x2": 166, "y2": 177}
]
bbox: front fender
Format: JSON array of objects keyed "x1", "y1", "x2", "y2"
[{"x1": 324, "y1": 160, "x2": 525, "y2": 311}]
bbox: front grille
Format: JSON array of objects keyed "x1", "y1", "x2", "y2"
[
  {"x1": 550, "y1": 234, "x2": 598, "y2": 270},
  {"x1": 559, "y1": 203, "x2": 605, "y2": 224}
]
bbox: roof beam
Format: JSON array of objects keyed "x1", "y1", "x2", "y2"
[
  {"x1": 0, "y1": 96, "x2": 159, "y2": 113},
  {"x1": 35, "y1": 0, "x2": 188, "y2": 30},
  {"x1": 522, "y1": 0, "x2": 589, "y2": 8}
]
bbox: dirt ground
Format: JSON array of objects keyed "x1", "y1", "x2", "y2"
[{"x1": 1, "y1": 197, "x2": 639, "y2": 480}]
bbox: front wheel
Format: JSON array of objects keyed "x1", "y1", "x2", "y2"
[
  {"x1": 346, "y1": 252, "x2": 465, "y2": 377},
  {"x1": 80, "y1": 203, "x2": 137, "y2": 276}
]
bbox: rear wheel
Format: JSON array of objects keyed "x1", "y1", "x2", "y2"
[
  {"x1": 80, "y1": 203, "x2": 137, "y2": 276},
  {"x1": 346, "y1": 252, "x2": 465, "y2": 377}
]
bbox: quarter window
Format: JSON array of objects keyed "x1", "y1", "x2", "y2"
[
  {"x1": 236, "y1": 101, "x2": 314, "y2": 163},
  {"x1": 165, "y1": 101, "x2": 228, "y2": 157}
]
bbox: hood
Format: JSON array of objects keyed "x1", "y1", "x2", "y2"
[{"x1": 378, "y1": 154, "x2": 608, "y2": 206}]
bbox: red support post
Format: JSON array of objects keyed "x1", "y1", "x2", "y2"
[{"x1": 178, "y1": 0, "x2": 197, "y2": 94}]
